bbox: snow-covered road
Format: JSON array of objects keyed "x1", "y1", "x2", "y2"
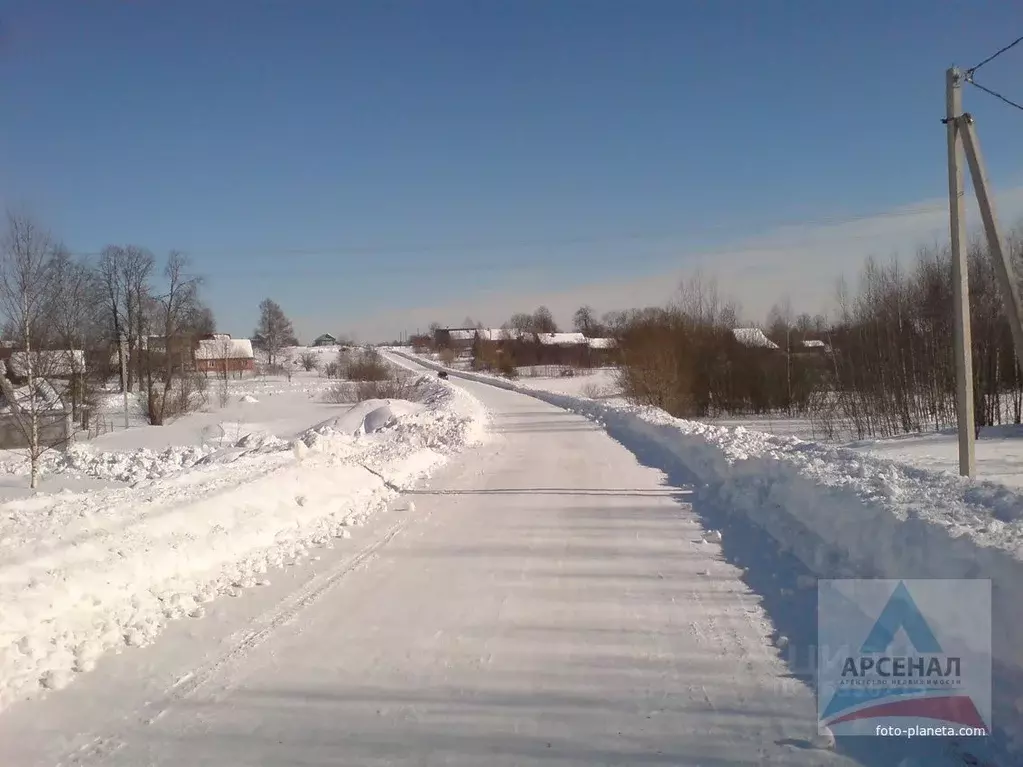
[{"x1": 2, "y1": 373, "x2": 940, "y2": 765}]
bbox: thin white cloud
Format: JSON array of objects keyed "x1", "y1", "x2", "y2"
[{"x1": 332, "y1": 186, "x2": 1023, "y2": 340}]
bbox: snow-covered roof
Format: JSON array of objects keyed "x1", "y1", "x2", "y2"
[
  {"x1": 802, "y1": 339, "x2": 825, "y2": 348},
  {"x1": 7, "y1": 350, "x2": 85, "y2": 377},
  {"x1": 535, "y1": 332, "x2": 587, "y2": 347},
  {"x1": 731, "y1": 328, "x2": 779, "y2": 349},
  {"x1": 446, "y1": 329, "x2": 476, "y2": 342},
  {"x1": 587, "y1": 337, "x2": 616, "y2": 350},
  {"x1": 476, "y1": 328, "x2": 525, "y2": 342},
  {"x1": 194, "y1": 338, "x2": 255, "y2": 360},
  {"x1": 0, "y1": 377, "x2": 65, "y2": 413}
]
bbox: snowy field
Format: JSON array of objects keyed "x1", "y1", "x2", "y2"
[
  {"x1": 0, "y1": 346, "x2": 359, "y2": 496},
  {"x1": 0, "y1": 353, "x2": 488, "y2": 711},
  {"x1": 397, "y1": 349, "x2": 1023, "y2": 758}
]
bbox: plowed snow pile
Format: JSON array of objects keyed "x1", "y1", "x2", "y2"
[{"x1": 0, "y1": 375, "x2": 487, "y2": 710}]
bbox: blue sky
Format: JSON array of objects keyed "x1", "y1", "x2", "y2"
[{"x1": 2, "y1": 1, "x2": 1023, "y2": 340}]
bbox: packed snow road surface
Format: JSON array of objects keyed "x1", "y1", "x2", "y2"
[{"x1": 3, "y1": 370, "x2": 942, "y2": 765}]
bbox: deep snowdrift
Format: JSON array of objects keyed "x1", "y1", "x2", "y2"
[
  {"x1": 0, "y1": 375, "x2": 488, "y2": 710},
  {"x1": 394, "y1": 351, "x2": 1023, "y2": 752}
]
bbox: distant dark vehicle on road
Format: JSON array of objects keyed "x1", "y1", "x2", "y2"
[{"x1": 438, "y1": 371, "x2": 448, "y2": 379}]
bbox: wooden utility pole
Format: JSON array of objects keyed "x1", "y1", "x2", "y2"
[
  {"x1": 958, "y1": 115, "x2": 1023, "y2": 368},
  {"x1": 946, "y1": 67, "x2": 976, "y2": 478}
]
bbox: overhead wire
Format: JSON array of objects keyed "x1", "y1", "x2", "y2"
[
  {"x1": 965, "y1": 34, "x2": 1023, "y2": 77},
  {"x1": 963, "y1": 33, "x2": 1023, "y2": 113},
  {"x1": 65, "y1": 203, "x2": 947, "y2": 265},
  {"x1": 964, "y1": 78, "x2": 1023, "y2": 114}
]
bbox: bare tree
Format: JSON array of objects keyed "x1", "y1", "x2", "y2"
[
  {"x1": 142, "y1": 252, "x2": 203, "y2": 425},
  {"x1": 121, "y1": 246, "x2": 155, "y2": 391},
  {"x1": 253, "y1": 298, "x2": 297, "y2": 368},
  {"x1": 299, "y1": 351, "x2": 319, "y2": 372},
  {"x1": 573, "y1": 305, "x2": 604, "y2": 337},
  {"x1": 532, "y1": 306, "x2": 558, "y2": 333},
  {"x1": 97, "y1": 245, "x2": 154, "y2": 392},
  {"x1": 98, "y1": 246, "x2": 126, "y2": 390},
  {"x1": 0, "y1": 212, "x2": 65, "y2": 488},
  {"x1": 186, "y1": 304, "x2": 216, "y2": 337},
  {"x1": 213, "y1": 335, "x2": 236, "y2": 407},
  {"x1": 505, "y1": 307, "x2": 559, "y2": 335},
  {"x1": 507, "y1": 312, "x2": 534, "y2": 333},
  {"x1": 45, "y1": 247, "x2": 96, "y2": 422}
]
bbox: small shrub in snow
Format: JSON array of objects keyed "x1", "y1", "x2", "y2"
[
  {"x1": 324, "y1": 369, "x2": 422, "y2": 404},
  {"x1": 346, "y1": 350, "x2": 390, "y2": 382},
  {"x1": 137, "y1": 373, "x2": 209, "y2": 425},
  {"x1": 298, "y1": 352, "x2": 319, "y2": 372},
  {"x1": 353, "y1": 375, "x2": 419, "y2": 402},
  {"x1": 498, "y1": 357, "x2": 518, "y2": 379}
]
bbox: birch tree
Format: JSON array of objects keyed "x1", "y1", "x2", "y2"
[{"x1": 0, "y1": 212, "x2": 61, "y2": 488}]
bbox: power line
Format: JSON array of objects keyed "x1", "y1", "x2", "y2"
[
  {"x1": 966, "y1": 34, "x2": 1023, "y2": 76},
  {"x1": 188, "y1": 219, "x2": 953, "y2": 279},
  {"x1": 964, "y1": 77, "x2": 1023, "y2": 113},
  {"x1": 960, "y1": 33, "x2": 1023, "y2": 113},
  {"x1": 65, "y1": 203, "x2": 946, "y2": 261}
]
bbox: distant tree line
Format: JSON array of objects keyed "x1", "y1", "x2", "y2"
[{"x1": 612, "y1": 229, "x2": 1023, "y2": 441}]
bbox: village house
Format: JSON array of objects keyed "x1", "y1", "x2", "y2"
[
  {"x1": 2, "y1": 349, "x2": 87, "y2": 418},
  {"x1": 474, "y1": 327, "x2": 528, "y2": 353},
  {"x1": 586, "y1": 337, "x2": 617, "y2": 366},
  {"x1": 193, "y1": 334, "x2": 256, "y2": 375},
  {"x1": 312, "y1": 333, "x2": 338, "y2": 347},
  {"x1": 3, "y1": 349, "x2": 86, "y2": 382},
  {"x1": 0, "y1": 373, "x2": 71, "y2": 449},
  {"x1": 730, "y1": 328, "x2": 780, "y2": 350},
  {"x1": 800, "y1": 338, "x2": 833, "y2": 354},
  {"x1": 434, "y1": 328, "x2": 477, "y2": 356},
  {"x1": 142, "y1": 333, "x2": 200, "y2": 373},
  {"x1": 0, "y1": 354, "x2": 77, "y2": 449},
  {"x1": 534, "y1": 332, "x2": 589, "y2": 366}
]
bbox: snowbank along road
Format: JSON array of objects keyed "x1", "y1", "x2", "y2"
[{"x1": 0, "y1": 357, "x2": 986, "y2": 765}]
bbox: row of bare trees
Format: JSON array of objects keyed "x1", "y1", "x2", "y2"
[
  {"x1": 612, "y1": 230, "x2": 1023, "y2": 441},
  {"x1": 0, "y1": 212, "x2": 217, "y2": 485},
  {"x1": 815, "y1": 237, "x2": 1023, "y2": 440}
]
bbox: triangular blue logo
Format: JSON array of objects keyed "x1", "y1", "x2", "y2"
[
  {"x1": 860, "y1": 581, "x2": 941, "y2": 653},
  {"x1": 821, "y1": 581, "x2": 946, "y2": 721}
]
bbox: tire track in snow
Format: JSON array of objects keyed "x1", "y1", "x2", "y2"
[{"x1": 55, "y1": 511, "x2": 413, "y2": 767}]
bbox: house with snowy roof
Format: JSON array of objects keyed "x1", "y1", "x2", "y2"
[
  {"x1": 193, "y1": 335, "x2": 255, "y2": 375},
  {"x1": 800, "y1": 338, "x2": 832, "y2": 354},
  {"x1": 312, "y1": 333, "x2": 338, "y2": 347},
  {"x1": 474, "y1": 328, "x2": 528, "y2": 343},
  {"x1": 4, "y1": 349, "x2": 86, "y2": 380},
  {"x1": 433, "y1": 327, "x2": 477, "y2": 355},
  {"x1": 730, "y1": 328, "x2": 780, "y2": 350}
]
